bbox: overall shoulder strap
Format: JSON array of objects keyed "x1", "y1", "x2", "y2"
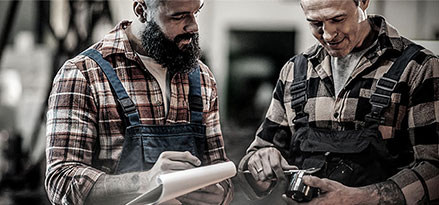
[
  {"x1": 188, "y1": 65, "x2": 203, "y2": 124},
  {"x1": 81, "y1": 49, "x2": 141, "y2": 126},
  {"x1": 366, "y1": 44, "x2": 424, "y2": 124},
  {"x1": 290, "y1": 54, "x2": 309, "y2": 123}
]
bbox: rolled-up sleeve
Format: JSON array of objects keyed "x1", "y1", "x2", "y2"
[
  {"x1": 45, "y1": 60, "x2": 104, "y2": 205},
  {"x1": 389, "y1": 57, "x2": 439, "y2": 203},
  {"x1": 201, "y1": 65, "x2": 234, "y2": 204},
  {"x1": 237, "y1": 61, "x2": 294, "y2": 200}
]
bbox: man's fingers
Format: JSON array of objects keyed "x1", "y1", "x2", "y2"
[
  {"x1": 269, "y1": 154, "x2": 285, "y2": 181},
  {"x1": 159, "y1": 160, "x2": 198, "y2": 171},
  {"x1": 248, "y1": 164, "x2": 260, "y2": 181},
  {"x1": 178, "y1": 186, "x2": 223, "y2": 205},
  {"x1": 303, "y1": 175, "x2": 337, "y2": 192},
  {"x1": 198, "y1": 184, "x2": 223, "y2": 193},
  {"x1": 159, "y1": 151, "x2": 201, "y2": 166},
  {"x1": 261, "y1": 155, "x2": 274, "y2": 181},
  {"x1": 281, "y1": 194, "x2": 300, "y2": 205},
  {"x1": 180, "y1": 191, "x2": 219, "y2": 200},
  {"x1": 249, "y1": 147, "x2": 297, "y2": 182},
  {"x1": 248, "y1": 153, "x2": 265, "y2": 180},
  {"x1": 154, "y1": 151, "x2": 201, "y2": 172},
  {"x1": 178, "y1": 196, "x2": 216, "y2": 205}
]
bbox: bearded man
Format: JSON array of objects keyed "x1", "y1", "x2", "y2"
[{"x1": 45, "y1": 0, "x2": 232, "y2": 204}]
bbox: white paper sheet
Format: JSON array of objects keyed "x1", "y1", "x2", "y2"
[{"x1": 126, "y1": 161, "x2": 236, "y2": 205}]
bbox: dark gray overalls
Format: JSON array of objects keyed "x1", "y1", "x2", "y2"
[
  {"x1": 287, "y1": 44, "x2": 429, "y2": 197},
  {"x1": 81, "y1": 49, "x2": 206, "y2": 174}
]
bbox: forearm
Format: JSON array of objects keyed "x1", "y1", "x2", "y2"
[
  {"x1": 85, "y1": 171, "x2": 152, "y2": 205},
  {"x1": 389, "y1": 160, "x2": 439, "y2": 203},
  {"x1": 357, "y1": 181, "x2": 406, "y2": 205}
]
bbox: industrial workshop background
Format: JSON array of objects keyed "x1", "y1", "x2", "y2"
[{"x1": 0, "y1": 0, "x2": 438, "y2": 204}]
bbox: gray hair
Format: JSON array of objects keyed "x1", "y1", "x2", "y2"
[
  {"x1": 142, "y1": 0, "x2": 162, "y2": 21},
  {"x1": 301, "y1": 0, "x2": 363, "y2": 8},
  {"x1": 144, "y1": 0, "x2": 161, "y2": 9}
]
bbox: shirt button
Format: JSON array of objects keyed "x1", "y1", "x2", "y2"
[
  {"x1": 156, "y1": 100, "x2": 162, "y2": 106},
  {"x1": 333, "y1": 112, "x2": 339, "y2": 118}
]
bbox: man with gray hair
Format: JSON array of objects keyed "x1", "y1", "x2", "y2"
[
  {"x1": 45, "y1": 0, "x2": 232, "y2": 204},
  {"x1": 238, "y1": 0, "x2": 438, "y2": 204}
]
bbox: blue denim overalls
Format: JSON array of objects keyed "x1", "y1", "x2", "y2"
[
  {"x1": 81, "y1": 49, "x2": 206, "y2": 174},
  {"x1": 286, "y1": 44, "x2": 424, "y2": 187}
]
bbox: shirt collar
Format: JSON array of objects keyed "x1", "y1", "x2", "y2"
[
  {"x1": 100, "y1": 20, "x2": 137, "y2": 61},
  {"x1": 369, "y1": 15, "x2": 404, "y2": 54}
]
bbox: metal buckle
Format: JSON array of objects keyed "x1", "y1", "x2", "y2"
[
  {"x1": 366, "y1": 76, "x2": 397, "y2": 124},
  {"x1": 291, "y1": 81, "x2": 307, "y2": 95},
  {"x1": 118, "y1": 97, "x2": 137, "y2": 115},
  {"x1": 376, "y1": 77, "x2": 398, "y2": 92},
  {"x1": 365, "y1": 114, "x2": 385, "y2": 124},
  {"x1": 369, "y1": 92, "x2": 391, "y2": 108},
  {"x1": 291, "y1": 80, "x2": 308, "y2": 109},
  {"x1": 291, "y1": 94, "x2": 307, "y2": 109}
]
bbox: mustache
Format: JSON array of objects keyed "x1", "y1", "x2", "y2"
[
  {"x1": 174, "y1": 33, "x2": 197, "y2": 43},
  {"x1": 141, "y1": 21, "x2": 201, "y2": 73}
]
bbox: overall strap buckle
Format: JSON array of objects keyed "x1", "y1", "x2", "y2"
[
  {"x1": 81, "y1": 49, "x2": 141, "y2": 127},
  {"x1": 376, "y1": 77, "x2": 398, "y2": 92},
  {"x1": 365, "y1": 44, "x2": 423, "y2": 125},
  {"x1": 290, "y1": 54, "x2": 309, "y2": 124},
  {"x1": 366, "y1": 77, "x2": 397, "y2": 124},
  {"x1": 118, "y1": 97, "x2": 138, "y2": 116},
  {"x1": 291, "y1": 80, "x2": 308, "y2": 120}
]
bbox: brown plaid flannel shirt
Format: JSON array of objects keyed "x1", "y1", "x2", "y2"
[
  {"x1": 239, "y1": 16, "x2": 439, "y2": 203},
  {"x1": 45, "y1": 21, "x2": 232, "y2": 205}
]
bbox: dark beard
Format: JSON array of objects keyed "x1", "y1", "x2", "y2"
[{"x1": 141, "y1": 21, "x2": 201, "y2": 74}]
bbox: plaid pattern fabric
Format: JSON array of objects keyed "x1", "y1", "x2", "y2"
[
  {"x1": 45, "y1": 21, "x2": 231, "y2": 205},
  {"x1": 240, "y1": 16, "x2": 439, "y2": 202}
]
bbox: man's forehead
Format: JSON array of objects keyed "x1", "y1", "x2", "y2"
[
  {"x1": 160, "y1": 0, "x2": 203, "y2": 6},
  {"x1": 301, "y1": 0, "x2": 356, "y2": 17},
  {"x1": 301, "y1": 0, "x2": 354, "y2": 7},
  {"x1": 159, "y1": 0, "x2": 203, "y2": 12}
]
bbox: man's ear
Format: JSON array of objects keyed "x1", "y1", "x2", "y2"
[
  {"x1": 360, "y1": 0, "x2": 370, "y2": 11},
  {"x1": 133, "y1": 0, "x2": 147, "y2": 23}
]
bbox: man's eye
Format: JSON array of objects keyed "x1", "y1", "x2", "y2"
[
  {"x1": 172, "y1": 15, "x2": 184, "y2": 20},
  {"x1": 332, "y1": 18, "x2": 344, "y2": 23},
  {"x1": 311, "y1": 22, "x2": 322, "y2": 27}
]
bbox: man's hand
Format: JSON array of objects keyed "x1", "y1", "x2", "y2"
[
  {"x1": 151, "y1": 151, "x2": 201, "y2": 173},
  {"x1": 247, "y1": 147, "x2": 297, "y2": 182},
  {"x1": 281, "y1": 176, "x2": 373, "y2": 205},
  {"x1": 177, "y1": 184, "x2": 224, "y2": 205},
  {"x1": 86, "y1": 151, "x2": 202, "y2": 204},
  {"x1": 140, "y1": 151, "x2": 201, "y2": 193}
]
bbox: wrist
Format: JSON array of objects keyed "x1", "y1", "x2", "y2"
[{"x1": 137, "y1": 170, "x2": 158, "y2": 194}]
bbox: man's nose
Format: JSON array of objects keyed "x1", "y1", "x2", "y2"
[
  {"x1": 184, "y1": 15, "x2": 199, "y2": 33},
  {"x1": 322, "y1": 24, "x2": 337, "y2": 42}
]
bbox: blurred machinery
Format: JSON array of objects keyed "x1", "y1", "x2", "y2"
[
  {"x1": 0, "y1": 0, "x2": 113, "y2": 204},
  {"x1": 0, "y1": 1, "x2": 437, "y2": 205}
]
